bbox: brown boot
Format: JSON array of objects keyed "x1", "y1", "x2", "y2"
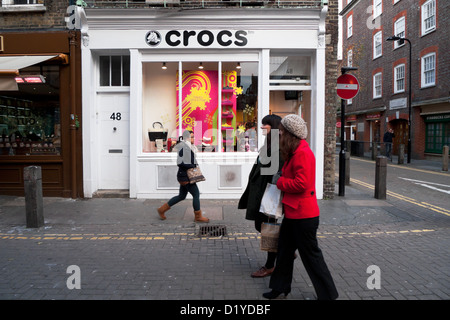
[
  {"x1": 157, "y1": 203, "x2": 170, "y2": 220},
  {"x1": 194, "y1": 210, "x2": 209, "y2": 223}
]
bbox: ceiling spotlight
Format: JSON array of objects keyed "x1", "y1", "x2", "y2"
[
  {"x1": 162, "y1": 62, "x2": 167, "y2": 70},
  {"x1": 236, "y1": 62, "x2": 241, "y2": 69},
  {"x1": 198, "y1": 62, "x2": 204, "y2": 69}
]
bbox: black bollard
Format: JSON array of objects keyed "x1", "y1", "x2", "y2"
[
  {"x1": 24, "y1": 166, "x2": 44, "y2": 228},
  {"x1": 374, "y1": 156, "x2": 387, "y2": 200}
]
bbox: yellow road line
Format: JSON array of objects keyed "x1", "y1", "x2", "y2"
[{"x1": 350, "y1": 178, "x2": 450, "y2": 217}]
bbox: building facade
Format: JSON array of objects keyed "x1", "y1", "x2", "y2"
[
  {"x1": 0, "y1": 0, "x2": 83, "y2": 197},
  {"x1": 77, "y1": 0, "x2": 338, "y2": 200},
  {"x1": 1, "y1": 0, "x2": 339, "y2": 200},
  {"x1": 339, "y1": 0, "x2": 449, "y2": 160}
]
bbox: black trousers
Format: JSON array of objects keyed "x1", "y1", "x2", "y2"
[{"x1": 269, "y1": 217, "x2": 338, "y2": 300}]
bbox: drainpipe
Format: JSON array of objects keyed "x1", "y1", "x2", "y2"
[{"x1": 69, "y1": 30, "x2": 78, "y2": 198}]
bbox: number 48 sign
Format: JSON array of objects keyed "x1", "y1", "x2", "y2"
[{"x1": 110, "y1": 112, "x2": 122, "y2": 121}]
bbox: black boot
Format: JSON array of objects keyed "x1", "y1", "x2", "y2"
[{"x1": 262, "y1": 289, "x2": 289, "y2": 299}]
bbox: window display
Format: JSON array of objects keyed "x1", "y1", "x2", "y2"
[
  {"x1": 0, "y1": 65, "x2": 61, "y2": 156},
  {"x1": 142, "y1": 61, "x2": 258, "y2": 153}
]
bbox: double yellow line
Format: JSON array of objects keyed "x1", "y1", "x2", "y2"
[{"x1": 350, "y1": 178, "x2": 450, "y2": 217}]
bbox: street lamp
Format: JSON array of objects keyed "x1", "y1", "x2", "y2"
[{"x1": 387, "y1": 36, "x2": 412, "y2": 163}]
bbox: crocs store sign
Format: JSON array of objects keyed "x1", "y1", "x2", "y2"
[{"x1": 145, "y1": 30, "x2": 248, "y2": 48}]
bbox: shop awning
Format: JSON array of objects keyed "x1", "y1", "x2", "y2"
[{"x1": 0, "y1": 55, "x2": 59, "y2": 91}]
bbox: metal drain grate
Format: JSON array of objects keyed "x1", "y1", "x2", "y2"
[{"x1": 198, "y1": 225, "x2": 227, "y2": 237}]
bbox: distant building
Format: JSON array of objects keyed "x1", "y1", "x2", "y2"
[{"x1": 339, "y1": 0, "x2": 449, "y2": 161}]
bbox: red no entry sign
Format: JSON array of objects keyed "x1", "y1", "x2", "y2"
[{"x1": 337, "y1": 74, "x2": 359, "y2": 100}]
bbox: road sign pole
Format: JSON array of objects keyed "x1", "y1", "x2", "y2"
[
  {"x1": 339, "y1": 97, "x2": 346, "y2": 196},
  {"x1": 337, "y1": 67, "x2": 358, "y2": 197}
]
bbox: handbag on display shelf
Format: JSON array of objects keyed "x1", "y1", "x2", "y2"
[
  {"x1": 186, "y1": 166, "x2": 206, "y2": 184},
  {"x1": 260, "y1": 222, "x2": 281, "y2": 252}
]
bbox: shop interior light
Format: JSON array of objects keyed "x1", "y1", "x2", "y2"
[
  {"x1": 198, "y1": 62, "x2": 203, "y2": 69},
  {"x1": 15, "y1": 75, "x2": 45, "y2": 84},
  {"x1": 236, "y1": 62, "x2": 241, "y2": 69},
  {"x1": 162, "y1": 62, "x2": 167, "y2": 70}
]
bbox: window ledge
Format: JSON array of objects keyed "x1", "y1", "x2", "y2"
[{"x1": 0, "y1": 4, "x2": 46, "y2": 13}]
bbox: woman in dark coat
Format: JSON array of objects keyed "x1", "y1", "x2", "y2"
[{"x1": 238, "y1": 114, "x2": 284, "y2": 278}]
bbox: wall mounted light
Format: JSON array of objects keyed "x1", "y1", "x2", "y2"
[
  {"x1": 198, "y1": 62, "x2": 204, "y2": 69},
  {"x1": 236, "y1": 62, "x2": 241, "y2": 69},
  {"x1": 15, "y1": 75, "x2": 45, "y2": 84},
  {"x1": 162, "y1": 62, "x2": 167, "y2": 70}
]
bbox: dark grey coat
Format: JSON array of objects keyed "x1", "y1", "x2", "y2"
[{"x1": 238, "y1": 152, "x2": 284, "y2": 221}]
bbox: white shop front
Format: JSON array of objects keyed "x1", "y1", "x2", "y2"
[{"x1": 78, "y1": 6, "x2": 329, "y2": 199}]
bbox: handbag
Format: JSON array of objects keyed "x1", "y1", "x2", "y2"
[
  {"x1": 259, "y1": 183, "x2": 283, "y2": 219},
  {"x1": 260, "y1": 222, "x2": 281, "y2": 252},
  {"x1": 186, "y1": 166, "x2": 206, "y2": 184}
]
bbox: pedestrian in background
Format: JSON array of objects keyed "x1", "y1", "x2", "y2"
[
  {"x1": 239, "y1": 114, "x2": 284, "y2": 278},
  {"x1": 157, "y1": 130, "x2": 209, "y2": 223},
  {"x1": 383, "y1": 127, "x2": 395, "y2": 161},
  {"x1": 264, "y1": 114, "x2": 338, "y2": 300}
]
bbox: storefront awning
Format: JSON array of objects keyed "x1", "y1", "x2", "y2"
[{"x1": 0, "y1": 55, "x2": 60, "y2": 91}]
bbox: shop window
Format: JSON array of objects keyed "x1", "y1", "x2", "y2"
[
  {"x1": 426, "y1": 122, "x2": 446, "y2": 153},
  {"x1": 142, "y1": 61, "x2": 258, "y2": 153},
  {"x1": 0, "y1": 65, "x2": 61, "y2": 156},
  {"x1": 99, "y1": 55, "x2": 130, "y2": 87}
]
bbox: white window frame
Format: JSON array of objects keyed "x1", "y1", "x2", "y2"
[
  {"x1": 394, "y1": 17, "x2": 405, "y2": 49},
  {"x1": 373, "y1": 72, "x2": 382, "y2": 99},
  {"x1": 347, "y1": 15, "x2": 353, "y2": 38},
  {"x1": 421, "y1": 53, "x2": 436, "y2": 88},
  {"x1": 373, "y1": 0, "x2": 382, "y2": 18},
  {"x1": 421, "y1": 0, "x2": 436, "y2": 36},
  {"x1": 373, "y1": 31, "x2": 382, "y2": 59},
  {"x1": 394, "y1": 64, "x2": 405, "y2": 94}
]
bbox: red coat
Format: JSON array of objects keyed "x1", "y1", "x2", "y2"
[{"x1": 276, "y1": 140, "x2": 320, "y2": 219}]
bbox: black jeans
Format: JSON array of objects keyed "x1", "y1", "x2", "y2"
[
  {"x1": 269, "y1": 217, "x2": 338, "y2": 300},
  {"x1": 168, "y1": 183, "x2": 200, "y2": 211}
]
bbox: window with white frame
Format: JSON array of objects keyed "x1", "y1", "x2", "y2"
[
  {"x1": 421, "y1": 53, "x2": 436, "y2": 88},
  {"x1": 394, "y1": 17, "x2": 405, "y2": 49},
  {"x1": 347, "y1": 15, "x2": 353, "y2": 38},
  {"x1": 1, "y1": 0, "x2": 38, "y2": 4},
  {"x1": 373, "y1": 0, "x2": 382, "y2": 18},
  {"x1": 394, "y1": 64, "x2": 405, "y2": 93},
  {"x1": 99, "y1": 56, "x2": 130, "y2": 87},
  {"x1": 373, "y1": 31, "x2": 382, "y2": 59},
  {"x1": 373, "y1": 72, "x2": 382, "y2": 99},
  {"x1": 347, "y1": 49, "x2": 353, "y2": 67},
  {"x1": 421, "y1": 0, "x2": 436, "y2": 36}
]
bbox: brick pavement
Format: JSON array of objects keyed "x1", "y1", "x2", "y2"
[{"x1": 0, "y1": 159, "x2": 449, "y2": 303}]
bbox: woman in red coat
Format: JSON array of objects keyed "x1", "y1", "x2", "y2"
[{"x1": 263, "y1": 114, "x2": 338, "y2": 300}]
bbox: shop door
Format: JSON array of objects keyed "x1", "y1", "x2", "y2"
[
  {"x1": 98, "y1": 92, "x2": 130, "y2": 189},
  {"x1": 391, "y1": 119, "x2": 408, "y2": 156}
]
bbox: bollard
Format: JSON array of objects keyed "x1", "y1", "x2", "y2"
[
  {"x1": 374, "y1": 156, "x2": 387, "y2": 200},
  {"x1": 443, "y1": 146, "x2": 449, "y2": 171},
  {"x1": 24, "y1": 166, "x2": 44, "y2": 228},
  {"x1": 345, "y1": 151, "x2": 350, "y2": 185},
  {"x1": 398, "y1": 144, "x2": 405, "y2": 164}
]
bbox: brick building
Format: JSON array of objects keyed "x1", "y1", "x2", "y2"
[
  {"x1": 339, "y1": 0, "x2": 449, "y2": 161},
  {"x1": 1, "y1": 0, "x2": 339, "y2": 199}
]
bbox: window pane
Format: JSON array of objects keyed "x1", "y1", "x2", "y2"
[
  {"x1": 122, "y1": 55, "x2": 130, "y2": 86},
  {"x1": 0, "y1": 65, "x2": 61, "y2": 156},
  {"x1": 99, "y1": 56, "x2": 110, "y2": 86},
  {"x1": 111, "y1": 56, "x2": 122, "y2": 86}
]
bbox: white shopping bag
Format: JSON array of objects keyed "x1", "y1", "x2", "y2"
[{"x1": 259, "y1": 183, "x2": 283, "y2": 219}]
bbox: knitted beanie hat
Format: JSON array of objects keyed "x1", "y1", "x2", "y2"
[{"x1": 281, "y1": 114, "x2": 308, "y2": 140}]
